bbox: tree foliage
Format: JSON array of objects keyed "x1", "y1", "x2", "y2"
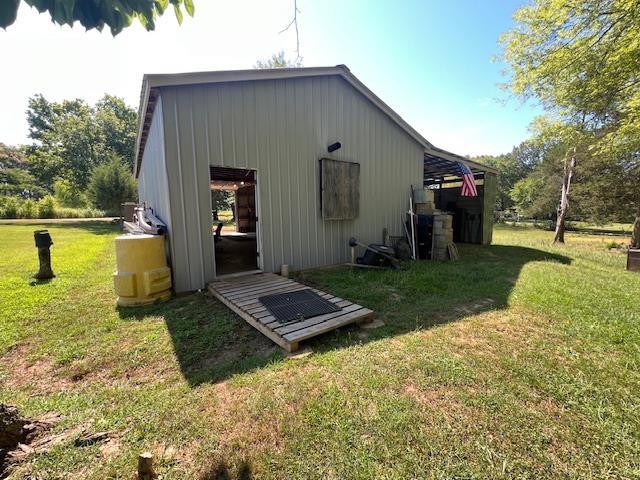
[
  {"x1": 211, "y1": 190, "x2": 232, "y2": 211},
  {"x1": 95, "y1": 95, "x2": 138, "y2": 167},
  {"x1": 25, "y1": 93, "x2": 137, "y2": 190},
  {"x1": 501, "y1": 0, "x2": 640, "y2": 244},
  {"x1": 0, "y1": 0, "x2": 194, "y2": 36},
  {"x1": 87, "y1": 156, "x2": 137, "y2": 214},
  {"x1": 53, "y1": 178, "x2": 88, "y2": 208},
  {"x1": 471, "y1": 140, "x2": 540, "y2": 212},
  {"x1": 501, "y1": 0, "x2": 640, "y2": 137},
  {"x1": 0, "y1": 143, "x2": 46, "y2": 198},
  {"x1": 255, "y1": 51, "x2": 302, "y2": 69}
]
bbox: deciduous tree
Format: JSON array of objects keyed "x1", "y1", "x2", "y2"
[
  {"x1": 501, "y1": 0, "x2": 640, "y2": 245},
  {"x1": 25, "y1": 94, "x2": 137, "y2": 190},
  {"x1": 471, "y1": 140, "x2": 540, "y2": 213},
  {"x1": 0, "y1": 0, "x2": 194, "y2": 35},
  {"x1": 0, "y1": 143, "x2": 46, "y2": 198}
]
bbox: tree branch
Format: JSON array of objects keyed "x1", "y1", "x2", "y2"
[{"x1": 279, "y1": 0, "x2": 302, "y2": 64}]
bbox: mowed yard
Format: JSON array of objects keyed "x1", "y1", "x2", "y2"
[{"x1": 1, "y1": 222, "x2": 639, "y2": 479}]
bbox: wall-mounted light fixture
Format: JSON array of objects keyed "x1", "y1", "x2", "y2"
[{"x1": 327, "y1": 142, "x2": 342, "y2": 153}]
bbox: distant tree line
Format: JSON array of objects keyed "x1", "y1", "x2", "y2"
[
  {"x1": 474, "y1": 123, "x2": 639, "y2": 226},
  {"x1": 1, "y1": 50, "x2": 301, "y2": 220},
  {"x1": 0, "y1": 94, "x2": 137, "y2": 218}
]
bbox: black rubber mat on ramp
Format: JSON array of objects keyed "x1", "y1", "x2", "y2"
[{"x1": 259, "y1": 289, "x2": 342, "y2": 323}]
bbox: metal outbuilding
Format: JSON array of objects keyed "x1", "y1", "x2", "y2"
[{"x1": 135, "y1": 65, "x2": 497, "y2": 293}]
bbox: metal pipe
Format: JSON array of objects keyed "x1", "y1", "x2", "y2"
[
  {"x1": 135, "y1": 208, "x2": 162, "y2": 235},
  {"x1": 144, "y1": 210, "x2": 166, "y2": 229},
  {"x1": 408, "y1": 197, "x2": 416, "y2": 260}
]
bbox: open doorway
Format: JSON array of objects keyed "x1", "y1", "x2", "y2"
[{"x1": 210, "y1": 166, "x2": 259, "y2": 276}]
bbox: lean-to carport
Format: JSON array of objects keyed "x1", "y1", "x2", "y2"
[{"x1": 423, "y1": 150, "x2": 498, "y2": 245}]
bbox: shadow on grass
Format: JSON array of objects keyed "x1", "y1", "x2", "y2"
[
  {"x1": 297, "y1": 244, "x2": 571, "y2": 343},
  {"x1": 117, "y1": 293, "x2": 283, "y2": 386},
  {"x1": 29, "y1": 277, "x2": 54, "y2": 287},
  {"x1": 200, "y1": 458, "x2": 253, "y2": 480},
  {"x1": 119, "y1": 243, "x2": 570, "y2": 387}
]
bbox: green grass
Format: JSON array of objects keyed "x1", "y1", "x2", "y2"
[
  {"x1": 504, "y1": 219, "x2": 634, "y2": 236},
  {"x1": 1, "y1": 222, "x2": 639, "y2": 479}
]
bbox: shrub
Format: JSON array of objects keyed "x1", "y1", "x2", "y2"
[
  {"x1": 53, "y1": 179, "x2": 89, "y2": 208},
  {"x1": 18, "y1": 199, "x2": 38, "y2": 218},
  {"x1": 37, "y1": 195, "x2": 56, "y2": 219},
  {"x1": 0, "y1": 196, "x2": 20, "y2": 219},
  {"x1": 0, "y1": 195, "x2": 105, "y2": 220},
  {"x1": 54, "y1": 206, "x2": 104, "y2": 218},
  {"x1": 88, "y1": 156, "x2": 137, "y2": 215}
]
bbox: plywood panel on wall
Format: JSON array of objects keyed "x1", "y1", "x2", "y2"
[{"x1": 320, "y1": 158, "x2": 360, "y2": 220}]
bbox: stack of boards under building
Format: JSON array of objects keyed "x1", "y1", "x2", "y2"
[{"x1": 411, "y1": 187, "x2": 455, "y2": 261}]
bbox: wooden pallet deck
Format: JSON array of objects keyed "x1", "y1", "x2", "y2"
[{"x1": 208, "y1": 273, "x2": 374, "y2": 352}]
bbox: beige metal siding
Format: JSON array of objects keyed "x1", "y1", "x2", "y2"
[
  {"x1": 161, "y1": 75, "x2": 424, "y2": 292},
  {"x1": 137, "y1": 97, "x2": 173, "y2": 236}
]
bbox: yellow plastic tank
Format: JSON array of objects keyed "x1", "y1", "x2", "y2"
[{"x1": 113, "y1": 234, "x2": 172, "y2": 306}]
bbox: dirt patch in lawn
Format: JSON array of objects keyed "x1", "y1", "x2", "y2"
[
  {"x1": 1, "y1": 344, "x2": 72, "y2": 394},
  {"x1": 403, "y1": 382, "x2": 486, "y2": 425},
  {"x1": 1, "y1": 341, "x2": 174, "y2": 395}
]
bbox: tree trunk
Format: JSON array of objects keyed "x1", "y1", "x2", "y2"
[
  {"x1": 632, "y1": 205, "x2": 640, "y2": 249},
  {"x1": 35, "y1": 246, "x2": 55, "y2": 279},
  {"x1": 553, "y1": 149, "x2": 576, "y2": 244}
]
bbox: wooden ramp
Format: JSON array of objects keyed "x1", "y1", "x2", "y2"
[{"x1": 208, "y1": 273, "x2": 374, "y2": 352}]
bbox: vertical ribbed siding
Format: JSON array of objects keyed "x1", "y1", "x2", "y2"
[
  {"x1": 161, "y1": 76, "x2": 424, "y2": 292},
  {"x1": 137, "y1": 97, "x2": 174, "y2": 251}
]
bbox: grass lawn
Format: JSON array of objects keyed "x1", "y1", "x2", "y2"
[
  {"x1": 504, "y1": 219, "x2": 634, "y2": 236},
  {"x1": 1, "y1": 222, "x2": 639, "y2": 479}
]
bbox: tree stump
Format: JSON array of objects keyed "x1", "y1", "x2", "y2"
[
  {"x1": 33, "y1": 230, "x2": 55, "y2": 280},
  {"x1": 137, "y1": 452, "x2": 156, "y2": 479}
]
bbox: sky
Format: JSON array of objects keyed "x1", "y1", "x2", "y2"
[{"x1": 0, "y1": 0, "x2": 541, "y2": 156}]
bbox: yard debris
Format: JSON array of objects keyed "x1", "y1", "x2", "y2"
[
  {"x1": 0, "y1": 404, "x2": 59, "y2": 478},
  {"x1": 0, "y1": 405, "x2": 29, "y2": 451},
  {"x1": 74, "y1": 431, "x2": 112, "y2": 447},
  {"x1": 8, "y1": 425, "x2": 83, "y2": 462},
  {"x1": 0, "y1": 404, "x2": 54, "y2": 449},
  {"x1": 349, "y1": 237, "x2": 402, "y2": 269},
  {"x1": 0, "y1": 404, "x2": 116, "y2": 477}
]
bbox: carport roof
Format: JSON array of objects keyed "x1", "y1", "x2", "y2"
[
  {"x1": 135, "y1": 65, "x2": 497, "y2": 178},
  {"x1": 424, "y1": 150, "x2": 497, "y2": 185}
]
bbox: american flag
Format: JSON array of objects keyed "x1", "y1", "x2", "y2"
[{"x1": 458, "y1": 162, "x2": 478, "y2": 197}]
